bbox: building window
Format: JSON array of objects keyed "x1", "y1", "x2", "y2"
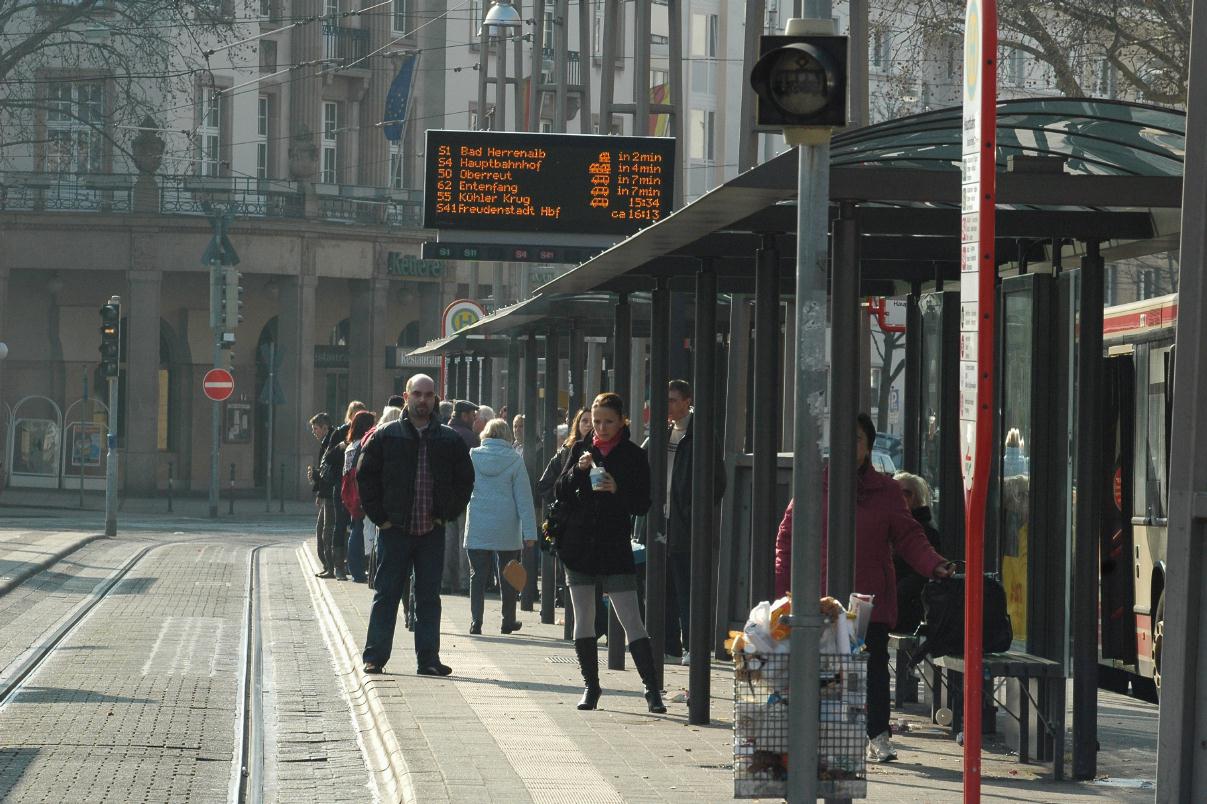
[
  {"x1": 543, "y1": 9, "x2": 555, "y2": 50},
  {"x1": 197, "y1": 87, "x2": 222, "y2": 177},
  {"x1": 324, "y1": 0, "x2": 338, "y2": 18},
  {"x1": 688, "y1": 108, "x2": 714, "y2": 160},
  {"x1": 389, "y1": 141, "x2": 404, "y2": 189},
  {"x1": 392, "y1": 0, "x2": 409, "y2": 32},
  {"x1": 591, "y1": 0, "x2": 625, "y2": 66},
  {"x1": 260, "y1": 39, "x2": 278, "y2": 73},
  {"x1": 321, "y1": 101, "x2": 338, "y2": 184},
  {"x1": 256, "y1": 95, "x2": 270, "y2": 179},
  {"x1": 872, "y1": 29, "x2": 890, "y2": 69},
  {"x1": 690, "y1": 12, "x2": 717, "y2": 57},
  {"x1": 1006, "y1": 48, "x2": 1025, "y2": 87},
  {"x1": 45, "y1": 81, "x2": 105, "y2": 174}
]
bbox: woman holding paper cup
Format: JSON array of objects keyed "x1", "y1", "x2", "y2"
[
  {"x1": 555, "y1": 392, "x2": 662, "y2": 713},
  {"x1": 773, "y1": 413, "x2": 954, "y2": 763},
  {"x1": 464, "y1": 418, "x2": 538, "y2": 636}
]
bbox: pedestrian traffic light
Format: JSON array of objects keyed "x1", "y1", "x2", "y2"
[
  {"x1": 222, "y1": 266, "x2": 244, "y2": 332},
  {"x1": 99, "y1": 301, "x2": 121, "y2": 378},
  {"x1": 750, "y1": 34, "x2": 848, "y2": 129}
]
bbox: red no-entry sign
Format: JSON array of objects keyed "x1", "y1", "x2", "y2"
[{"x1": 202, "y1": 368, "x2": 235, "y2": 402}]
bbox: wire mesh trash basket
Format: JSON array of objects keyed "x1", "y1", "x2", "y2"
[{"x1": 733, "y1": 652, "x2": 868, "y2": 799}]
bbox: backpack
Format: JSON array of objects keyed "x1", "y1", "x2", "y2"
[
  {"x1": 340, "y1": 443, "x2": 364, "y2": 518},
  {"x1": 908, "y1": 573, "x2": 1013, "y2": 666}
]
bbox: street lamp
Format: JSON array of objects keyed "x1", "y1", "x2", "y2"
[{"x1": 477, "y1": 0, "x2": 523, "y2": 131}]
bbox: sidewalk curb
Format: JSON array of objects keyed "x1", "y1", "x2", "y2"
[
  {"x1": 298, "y1": 546, "x2": 417, "y2": 804},
  {"x1": 0, "y1": 533, "x2": 105, "y2": 598}
]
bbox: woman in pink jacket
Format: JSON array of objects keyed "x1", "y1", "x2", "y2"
[{"x1": 774, "y1": 413, "x2": 953, "y2": 763}]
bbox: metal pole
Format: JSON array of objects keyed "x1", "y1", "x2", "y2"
[
  {"x1": 609, "y1": 292, "x2": 632, "y2": 671},
  {"x1": 495, "y1": 23, "x2": 508, "y2": 133},
  {"x1": 903, "y1": 289, "x2": 922, "y2": 471},
  {"x1": 541, "y1": 326, "x2": 559, "y2": 625},
  {"x1": 1158, "y1": 4, "x2": 1207, "y2": 797},
  {"x1": 827, "y1": 202, "x2": 860, "y2": 602},
  {"x1": 167, "y1": 462, "x2": 174, "y2": 513},
  {"x1": 279, "y1": 463, "x2": 285, "y2": 513},
  {"x1": 750, "y1": 235, "x2": 781, "y2": 606},
  {"x1": 688, "y1": 262, "x2": 718, "y2": 725},
  {"x1": 521, "y1": 331, "x2": 540, "y2": 610},
  {"x1": 229, "y1": 462, "x2": 236, "y2": 515},
  {"x1": 210, "y1": 309, "x2": 222, "y2": 516},
  {"x1": 105, "y1": 376, "x2": 118, "y2": 536},
  {"x1": 646, "y1": 277, "x2": 671, "y2": 690},
  {"x1": 1072, "y1": 242, "x2": 1104, "y2": 780},
  {"x1": 847, "y1": 0, "x2": 869, "y2": 128},
  {"x1": 528, "y1": 0, "x2": 544, "y2": 132},
  {"x1": 79, "y1": 369, "x2": 86, "y2": 509},
  {"x1": 783, "y1": 82, "x2": 835, "y2": 804},
  {"x1": 266, "y1": 342, "x2": 275, "y2": 513},
  {"x1": 104, "y1": 294, "x2": 120, "y2": 538}
]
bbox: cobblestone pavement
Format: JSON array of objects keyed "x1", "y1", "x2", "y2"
[{"x1": 0, "y1": 518, "x2": 1161, "y2": 802}]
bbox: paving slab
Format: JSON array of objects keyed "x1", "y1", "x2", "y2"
[
  {"x1": 0, "y1": 526, "x2": 105, "y2": 597},
  {"x1": 309, "y1": 541, "x2": 1159, "y2": 803}
]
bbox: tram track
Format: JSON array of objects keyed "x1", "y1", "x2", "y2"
[{"x1": 0, "y1": 538, "x2": 274, "y2": 804}]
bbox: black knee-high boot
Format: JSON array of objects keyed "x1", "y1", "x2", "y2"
[
  {"x1": 628, "y1": 637, "x2": 667, "y2": 713},
  {"x1": 574, "y1": 637, "x2": 602, "y2": 710}
]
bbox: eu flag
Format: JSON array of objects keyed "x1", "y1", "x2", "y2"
[{"x1": 383, "y1": 54, "x2": 419, "y2": 141}]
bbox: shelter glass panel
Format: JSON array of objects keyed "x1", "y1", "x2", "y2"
[
  {"x1": 1000, "y1": 286, "x2": 1035, "y2": 645},
  {"x1": 917, "y1": 294, "x2": 944, "y2": 524}
]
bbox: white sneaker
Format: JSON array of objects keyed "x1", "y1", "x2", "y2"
[
  {"x1": 681, "y1": 651, "x2": 691, "y2": 666},
  {"x1": 866, "y1": 731, "x2": 898, "y2": 763}
]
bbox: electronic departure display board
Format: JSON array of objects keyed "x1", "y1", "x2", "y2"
[{"x1": 423, "y1": 130, "x2": 676, "y2": 236}]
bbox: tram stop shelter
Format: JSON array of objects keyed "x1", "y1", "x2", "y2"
[{"x1": 411, "y1": 98, "x2": 1185, "y2": 781}]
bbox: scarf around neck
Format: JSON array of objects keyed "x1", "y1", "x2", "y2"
[{"x1": 592, "y1": 431, "x2": 622, "y2": 457}]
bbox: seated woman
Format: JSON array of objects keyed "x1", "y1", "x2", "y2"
[{"x1": 891, "y1": 472, "x2": 942, "y2": 635}]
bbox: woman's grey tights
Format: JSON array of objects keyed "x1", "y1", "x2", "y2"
[{"x1": 569, "y1": 584, "x2": 647, "y2": 642}]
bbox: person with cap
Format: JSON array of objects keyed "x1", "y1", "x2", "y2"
[{"x1": 449, "y1": 400, "x2": 480, "y2": 450}]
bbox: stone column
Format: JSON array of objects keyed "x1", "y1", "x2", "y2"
[
  {"x1": 348, "y1": 275, "x2": 392, "y2": 409},
  {"x1": 359, "y1": 0, "x2": 391, "y2": 188},
  {"x1": 123, "y1": 265, "x2": 163, "y2": 493},
  {"x1": 289, "y1": 0, "x2": 323, "y2": 186},
  {"x1": 278, "y1": 263, "x2": 318, "y2": 500}
]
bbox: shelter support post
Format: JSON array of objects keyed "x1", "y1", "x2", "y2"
[
  {"x1": 827, "y1": 201, "x2": 861, "y2": 602},
  {"x1": 608, "y1": 292, "x2": 632, "y2": 671},
  {"x1": 750, "y1": 235, "x2": 781, "y2": 606},
  {"x1": 541, "y1": 326, "x2": 559, "y2": 625},
  {"x1": 787, "y1": 132, "x2": 833, "y2": 804},
  {"x1": 507, "y1": 338, "x2": 520, "y2": 421},
  {"x1": 1157, "y1": 6, "x2": 1207, "y2": 796},
  {"x1": 521, "y1": 331, "x2": 540, "y2": 611},
  {"x1": 716, "y1": 296, "x2": 751, "y2": 658},
  {"x1": 646, "y1": 277, "x2": 671, "y2": 690},
  {"x1": 904, "y1": 286, "x2": 922, "y2": 471},
  {"x1": 689, "y1": 262, "x2": 719, "y2": 725},
  {"x1": 567, "y1": 324, "x2": 583, "y2": 417},
  {"x1": 1072, "y1": 242, "x2": 1104, "y2": 781}
]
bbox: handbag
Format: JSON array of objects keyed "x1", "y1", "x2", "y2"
[
  {"x1": 502, "y1": 559, "x2": 528, "y2": 592},
  {"x1": 540, "y1": 499, "x2": 572, "y2": 556}
]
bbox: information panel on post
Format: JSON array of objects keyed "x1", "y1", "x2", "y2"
[{"x1": 423, "y1": 130, "x2": 676, "y2": 236}]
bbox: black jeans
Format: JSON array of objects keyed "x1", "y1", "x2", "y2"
[
  {"x1": 468, "y1": 548, "x2": 521, "y2": 628},
  {"x1": 330, "y1": 490, "x2": 349, "y2": 574},
  {"x1": 865, "y1": 622, "x2": 890, "y2": 738},
  {"x1": 363, "y1": 525, "x2": 446, "y2": 669},
  {"x1": 316, "y1": 496, "x2": 336, "y2": 572},
  {"x1": 663, "y1": 551, "x2": 693, "y2": 655}
]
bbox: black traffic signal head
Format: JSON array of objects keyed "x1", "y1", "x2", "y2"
[
  {"x1": 98, "y1": 302, "x2": 121, "y2": 377},
  {"x1": 751, "y1": 35, "x2": 848, "y2": 129}
]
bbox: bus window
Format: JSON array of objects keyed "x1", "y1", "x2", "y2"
[{"x1": 1146, "y1": 348, "x2": 1169, "y2": 519}]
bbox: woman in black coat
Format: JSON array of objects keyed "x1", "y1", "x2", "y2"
[{"x1": 554, "y1": 392, "x2": 663, "y2": 713}]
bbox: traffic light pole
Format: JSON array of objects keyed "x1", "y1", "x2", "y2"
[
  {"x1": 103, "y1": 295, "x2": 121, "y2": 537},
  {"x1": 209, "y1": 260, "x2": 221, "y2": 519}
]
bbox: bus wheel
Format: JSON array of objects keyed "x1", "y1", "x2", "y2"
[{"x1": 1153, "y1": 591, "x2": 1165, "y2": 701}]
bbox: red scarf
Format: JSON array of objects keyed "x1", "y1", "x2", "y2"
[{"x1": 592, "y1": 431, "x2": 622, "y2": 457}]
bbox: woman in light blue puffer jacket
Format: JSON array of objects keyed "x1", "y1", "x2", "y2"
[{"x1": 464, "y1": 418, "x2": 538, "y2": 634}]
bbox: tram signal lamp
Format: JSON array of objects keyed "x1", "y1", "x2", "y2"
[
  {"x1": 99, "y1": 301, "x2": 121, "y2": 378},
  {"x1": 750, "y1": 34, "x2": 848, "y2": 130},
  {"x1": 222, "y1": 266, "x2": 244, "y2": 333}
]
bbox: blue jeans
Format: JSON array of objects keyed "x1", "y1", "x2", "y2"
[
  {"x1": 347, "y1": 517, "x2": 366, "y2": 581},
  {"x1": 363, "y1": 525, "x2": 446, "y2": 670}
]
